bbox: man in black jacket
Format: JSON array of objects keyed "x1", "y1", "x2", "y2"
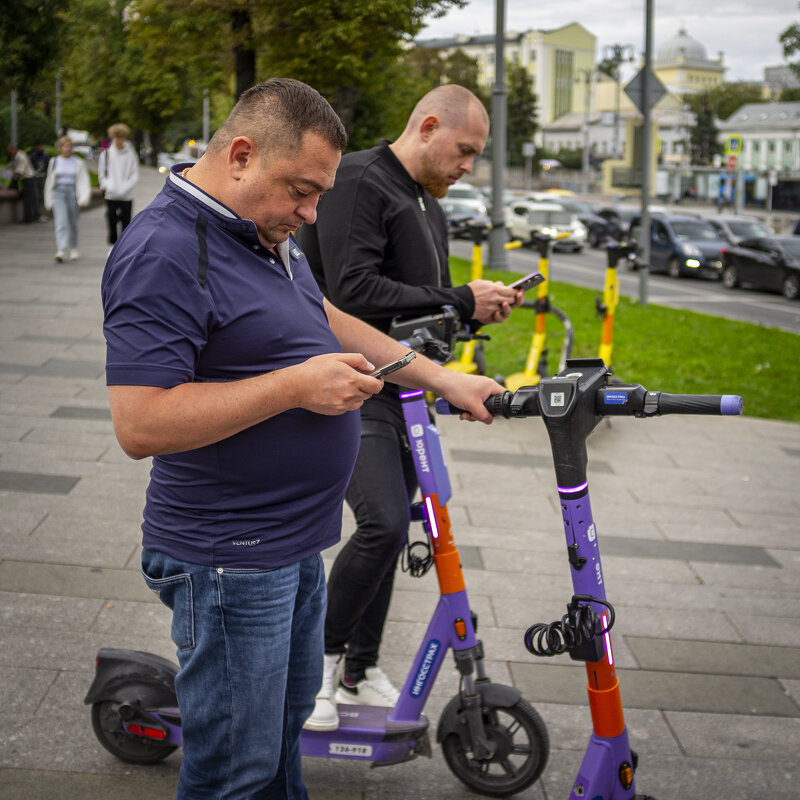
[{"x1": 299, "y1": 84, "x2": 521, "y2": 730}]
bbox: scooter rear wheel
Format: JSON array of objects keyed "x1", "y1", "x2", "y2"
[
  {"x1": 91, "y1": 701, "x2": 177, "y2": 764},
  {"x1": 440, "y1": 696, "x2": 549, "y2": 798}
]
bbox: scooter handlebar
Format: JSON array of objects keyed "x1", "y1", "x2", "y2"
[{"x1": 435, "y1": 387, "x2": 743, "y2": 419}]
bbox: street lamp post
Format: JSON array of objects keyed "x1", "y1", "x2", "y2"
[
  {"x1": 576, "y1": 69, "x2": 594, "y2": 194},
  {"x1": 603, "y1": 43, "x2": 635, "y2": 159}
]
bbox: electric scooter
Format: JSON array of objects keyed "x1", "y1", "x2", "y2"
[
  {"x1": 504, "y1": 230, "x2": 574, "y2": 391},
  {"x1": 84, "y1": 313, "x2": 550, "y2": 798},
  {"x1": 595, "y1": 240, "x2": 635, "y2": 373},
  {"x1": 437, "y1": 357, "x2": 743, "y2": 799}
]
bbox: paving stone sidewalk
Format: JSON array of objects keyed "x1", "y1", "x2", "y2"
[{"x1": 1, "y1": 166, "x2": 799, "y2": 799}]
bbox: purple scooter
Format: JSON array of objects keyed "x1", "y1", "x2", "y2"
[
  {"x1": 84, "y1": 312, "x2": 550, "y2": 798},
  {"x1": 438, "y1": 356, "x2": 743, "y2": 799}
]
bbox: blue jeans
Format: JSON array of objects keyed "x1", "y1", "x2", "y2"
[
  {"x1": 142, "y1": 548, "x2": 326, "y2": 800},
  {"x1": 52, "y1": 183, "x2": 79, "y2": 251}
]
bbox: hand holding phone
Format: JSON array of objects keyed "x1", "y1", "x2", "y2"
[
  {"x1": 507, "y1": 271, "x2": 545, "y2": 292},
  {"x1": 369, "y1": 351, "x2": 416, "y2": 378}
]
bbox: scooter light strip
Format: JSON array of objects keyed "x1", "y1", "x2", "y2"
[
  {"x1": 424, "y1": 496, "x2": 440, "y2": 539},
  {"x1": 557, "y1": 481, "x2": 589, "y2": 494},
  {"x1": 602, "y1": 613, "x2": 614, "y2": 666},
  {"x1": 399, "y1": 389, "x2": 425, "y2": 399}
]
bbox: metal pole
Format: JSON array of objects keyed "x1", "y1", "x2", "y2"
[
  {"x1": 10, "y1": 90, "x2": 18, "y2": 144},
  {"x1": 581, "y1": 71, "x2": 590, "y2": 194},
  {"x1": 55, "y1": 73, "x2": 61, "y2": 137},
  {"x1": 639, "y1": 0, "x2": 654, "y2": 306},
  {"x1": 488, "y1": 0, "x2": 508, "y2": 269}
]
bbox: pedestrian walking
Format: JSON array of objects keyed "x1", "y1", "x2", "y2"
[
  {"x1": 44, "y1": 136, "x2": 91, "y2": 262},
  {"x1": 98, "y1": 123, "x2": 139, "y2": 249},
  {"x1": 6, "y1": 143, "x2": 38, "y2": 223}
]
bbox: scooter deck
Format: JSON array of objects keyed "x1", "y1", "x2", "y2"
[{"x1": 300, "y1": 705, "x2": 430, "y2": 764}]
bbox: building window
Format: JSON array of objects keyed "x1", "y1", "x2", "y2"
[
  {"x1": 753, "y1": 141, "x2": 760, "y2": 153},
  {"x1": 553, "y1": 49, "x2": 574, "y2": 119},
  {"x1": 529, "y1": 51, "x2": 537, "y2": 63},
  {"x1": 785, "y1": 140, "x2": 793, "y2": 154},
  {"x1": 768, "y1": 141, "x2": 776, "y2": 153}
]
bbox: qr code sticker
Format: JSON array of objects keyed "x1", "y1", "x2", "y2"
[{"x1": 551, "y1": 392, "x2": 565, "y2": 407}]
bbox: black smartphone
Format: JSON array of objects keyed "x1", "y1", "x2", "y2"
[
  {"x1": 369, "y1": 351, "x2": 416, "y2": 378},
  {"x1": 507, "y1": 270, "x2": 545, "y2": 292}
]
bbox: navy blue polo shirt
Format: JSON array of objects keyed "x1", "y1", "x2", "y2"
[{"x1": 102, "y1": 165, "x2": 361, "y2": 568}]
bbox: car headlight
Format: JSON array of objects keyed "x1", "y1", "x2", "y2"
[{"x1": 683, "y1": 243, "x2": 702, "y2": 257}]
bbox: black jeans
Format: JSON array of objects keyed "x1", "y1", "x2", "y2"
[
  {"x1": 324, "y1": 392, "x2": 418, "y2": 680},
  {"x1": 105, "y1": 199, "x2": 133, "y2": 244}
]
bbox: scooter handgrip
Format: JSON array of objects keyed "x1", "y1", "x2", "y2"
[
  {"x1": 658, "y1": 393, "x2": 743, "y2": 416},
  {"x1": 433, "y1": 394, "x2": 509, "y2": 417},
  {"x1": 434, "y1": 397, "x2": 460, "y2": 415}
]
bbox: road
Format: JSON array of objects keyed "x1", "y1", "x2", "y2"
[{"x1": 449, "y1": 239, "x2": 800, "y2": 334}]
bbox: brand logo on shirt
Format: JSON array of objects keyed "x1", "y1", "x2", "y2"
[
  {"x1": 289, "y1": 245, "x2": 303, "y2": 260},
  {"x1": 232, "y1": 539, "x2": 261, "y2": 547}
]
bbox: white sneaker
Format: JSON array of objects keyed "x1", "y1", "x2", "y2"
[
  {"x1": 54, "y1": 250, "x2": 65, "y2": 262},
  {"x1": 335, "y1": 666, "x2": 400, "y2": 707},
  {"x1": 69, "y1": 249, "x2": 79, "y2": 261},
  {"x1": 303, "y1": 653, "x2": 341, "y2": 731}
]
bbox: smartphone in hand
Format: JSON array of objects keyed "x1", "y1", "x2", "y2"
[
  {"x1": 369, "y1": 351, "x2": 416, "y2": 378},
  {"x1": 507, "y1": 271, "x2": 545, "y2": 292}
]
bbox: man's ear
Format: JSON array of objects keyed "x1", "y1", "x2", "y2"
[
  {"x1": 228, "y1": 136, "x2": 255, "y2": 177},
  {"x1": 419, "y1": 115, "x2": 439, "y2": 142}
]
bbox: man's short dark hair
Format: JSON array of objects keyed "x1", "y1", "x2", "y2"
[{"x1": 208, "y1": 78, "x2": 347, "y2": 161}]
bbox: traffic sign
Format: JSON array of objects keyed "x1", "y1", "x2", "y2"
[
  {"x1": 725, "y1": 135, "x2": 742, "y2": 156},
  {"x1": 624, "y1": 68, "x2": 668, "y2": 114},
  {"x1": 727, "y1": 155, "x2": 738, "y2": 169}
]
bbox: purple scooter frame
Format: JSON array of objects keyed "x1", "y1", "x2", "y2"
[{"x1": 85, "y1": 386, "x2": 549, "y2": 796}]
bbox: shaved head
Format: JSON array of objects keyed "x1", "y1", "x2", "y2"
[{"x1": 402, "y1": 84, "x2": 489, "y2": 136}]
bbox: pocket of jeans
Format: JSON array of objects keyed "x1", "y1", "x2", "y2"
[{"x1": 141, "y1": 566, "x2": 195, "y2": 651}]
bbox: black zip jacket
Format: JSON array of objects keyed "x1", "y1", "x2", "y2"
[{"x1": 298, "y1": 140, "x2": 475, "y2": 334}]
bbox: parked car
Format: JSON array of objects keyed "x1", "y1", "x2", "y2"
[
  {"x1": 721, "y1": 236, "x2": 800, "y2": 299},
  {"x1": 438, "y1": 183, "x2": 489, "y2": 238},
  {"x1": 440, "y1": 199, "x2": 490, "y2": 238},
  {"x1": 504, "y1": 200, "x2": 586, "y2": 251},
  {"x1": 628, "y1": 213, "x2": 727, "y2": 278},
  {"x1": 585, "y1": 205, "x2": 641, "y2": 248},
  {"x1": 706, "y1": 215, "x2": 774, "y2": 245},
  {"x1": 554, "y1": 199, "x2": 605, "y2": 237}
]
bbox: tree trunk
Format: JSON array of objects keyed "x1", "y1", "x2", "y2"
[
  {"x1": 231, "y1": 9, "x2": 256, "y2": 100},
  {"x1": 331, "y1": 85, "x2": 361, "y2": 136}
]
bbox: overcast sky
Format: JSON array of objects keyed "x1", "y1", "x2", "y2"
[{"x1": 419, "y1": 1, "x2": 797, "y2": 84}]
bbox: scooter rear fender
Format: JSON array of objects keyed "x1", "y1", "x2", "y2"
[
  {"x1": 436, "y1": 682, "x2": 522, "y2": 744},
  {"x1": 84, "y1": 647, "x2": 178, "y2": 707}
]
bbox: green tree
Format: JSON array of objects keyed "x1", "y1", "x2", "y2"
[
  {"x1": 0, "y1": 0, "x2": 67, "y2": 99},
  {"x1": 684, "y1": 82, "x2": 764, "y2": 121},
  {"x1": 780, "y1": 6, "x2": 800, "y2": 80},
  {"x1": 689, "y1": 94, "x2": 722, "y2": 165},
  {"x1": 443, "y1": 49, "x2": 487, "y2": 107},
  {"x1": 254, "y1": 0, "x2": 467, "y2": 139},
  {"x1": 506, "y1": 61, "x2": 537, "y2": 167}
]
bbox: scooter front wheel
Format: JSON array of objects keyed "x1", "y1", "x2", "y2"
[
  {"x1": 440, "y1": 695, "x2": 549, "y2": 798},
  {"x1": 91, "y1": 701, "x2": 177, "y2": 764}
]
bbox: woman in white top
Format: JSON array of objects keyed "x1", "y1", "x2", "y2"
[
  {"x1": 98, "y1": 123, "x2": 139, "y2": 247},
  {"x1": 44, "y1": 136, "x2": 91, "y2": 262}
]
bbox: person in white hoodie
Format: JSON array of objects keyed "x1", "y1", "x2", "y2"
[{"x1": 98, "y1": 123, "x2": 139, "y2": 248}]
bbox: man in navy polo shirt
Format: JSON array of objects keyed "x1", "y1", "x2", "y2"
[{"x1": 102, "y1": 78, "x2": 503, "y2": 800}]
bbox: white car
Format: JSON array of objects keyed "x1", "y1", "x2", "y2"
[{"x1": 504, "y1": 200, "x2": 587, "y2": 251}]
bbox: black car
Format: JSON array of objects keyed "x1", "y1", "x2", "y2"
[
  {"x1": 721, "y1": 236, "x2": 800, "y2": 299},
  {"x1": 586, "y1": 205, "x2": 640, "y2": 248}
]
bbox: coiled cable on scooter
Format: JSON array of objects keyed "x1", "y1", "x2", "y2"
[
  {"x1": 401, "y1": 538, "x2": 433, "y2": 578},
  {"x1": 524, "y1": 595, "x2": 614, "y2": 657}
]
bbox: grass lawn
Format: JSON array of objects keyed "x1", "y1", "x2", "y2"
[{"x1": 449, "y1": 256, "x2": 800, "y2": 424}]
